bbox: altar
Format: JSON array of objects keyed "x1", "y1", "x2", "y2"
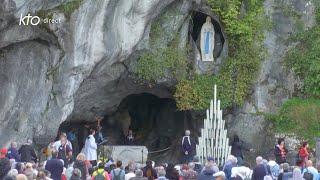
[{"x1": 98, "y1": 145, "x2": 148, "y2": 165}]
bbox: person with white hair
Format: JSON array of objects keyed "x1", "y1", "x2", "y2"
[
  {"x1": 223, "y1": 155, "x2": 237, "y2": 180},
  {"x1": 181, "y1": 130, "x2": 196, "y2": 163},
  {"x1": 251, "y1": 156, "x2": 271, "y2": 180},
  {"x1": 7, "y1": 142, "x2": 20, "y2": 162},
  {"x1": 197, "y1": 163, "x2": 215, "y2": 180}
]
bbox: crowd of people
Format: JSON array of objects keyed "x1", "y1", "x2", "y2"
[{"x1": 0, "y1": 128, "x2": 319, "y2": 180}]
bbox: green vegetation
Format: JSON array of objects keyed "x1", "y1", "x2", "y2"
[
  {"x1": 57, "y1": 0, "x2": 84, "y2": 18},
  {"x1": 136, "y1": 44, "x2": 188, "y2": 83},
  {"x1": 135, "y1": 8, "x2": 189, "y2": 84},
  {"x1": 285, "y1": 25, "x2": 320, "y2": 98},
  {"x1": 174, "y1": 75, "x2": 219, "y2": 110},
  {"x1": 174, "y1": 0, "x2": 268, "y2": 110},
  {"x1": 37, "y1": 0, "x2": 83, "y2": 20},
  {"x1": 136, "y1": 0, "x2": 268, "y2": 110},
  {"x1": 266, "y1": 98, "x2": 320, "y2": 146}
]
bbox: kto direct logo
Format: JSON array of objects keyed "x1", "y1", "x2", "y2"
[{"x1": 19, "y1": 13, "x2": 61, "y2": 26}]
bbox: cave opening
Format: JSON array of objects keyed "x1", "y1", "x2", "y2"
[
  {"x1": 58, "y1": 93, "x2": 200, "y2": 163},
  {"x1": 191, "y1": 11, "x2": 225, "y2": 58}
]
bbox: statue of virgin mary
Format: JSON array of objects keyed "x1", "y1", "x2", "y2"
[{"x1": 200, "y1": 16, "x2": 215, "y2": 62}]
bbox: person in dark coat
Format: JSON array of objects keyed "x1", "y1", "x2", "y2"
[
  {"x1": 6, "y1": 142, "x2": 20, "y2": 162},
  {"x1": 197, "y1": 163, "x2": 215, "y2": 180},
  {"x1": 45, "y1": 151, "x2": 64, "y2": 180},
  {"x1": 165, "y1": 163, "x2": 179, "y2": 180},
  {"x1": 18, "y1": 139, "x2": 37, "y2": 163},
  {"x1": 0, "y1": 158, "x2": 11, "y2": 180},
  {"x1": 274, "y1": 138, "x2": 288, "y2": 164},
  {"x1": 223, "y1": 155, "x2": 238, "y2": 180},
  {"x1": 251, "y1": 156, "x2": 271, "y2": 180},
  {"x1": 182, "y1": 130, "x2": 196, "y2": 163},
  {"x1": 277, "y1": 163, "x2": 293, "y2": 180},
  {"x1": 231, "y1": 135, "x2": 252, "y2": 166},
  {"x1": 143, "y1": 160, "x2": 157, "y2": 180}
]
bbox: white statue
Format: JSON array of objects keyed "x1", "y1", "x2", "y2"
[{"x1": 200, "y1": 16, "x2": 215, "y2": 62}]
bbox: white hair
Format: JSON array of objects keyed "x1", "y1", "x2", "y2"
[
  {"x1": 256, "y1": 156, "x2": 263, "y2": 164},
  {"x1": 185, "y1": 130, "x2": 191, "y2": 136}
]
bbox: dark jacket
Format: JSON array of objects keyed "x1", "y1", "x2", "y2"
[
  {"x1": 45, "y1": 158, "x2": 64, "y2": 180},
  {"x1": 223, "y1": 162, "x2": 236, "y2": 180},
  {"x1": 7, "y1": 147, "x2": 20, "y2": 161},
  {"x1": 278, "y1": 172, "x2": 293, "y2": 180},
  {"x1": 194, "y1": 163, "x2": 203, "y2": 174},
  {"x1": 231, "y1": 141, "x2": 248, "y2": 159},
  {"x1": 197, "y1": 169, "x2": 215, "y2": 180},
  {"x1": 73, "y1": 160, "x2": 87, "y2": 180},
  {"x1": 274, "y1": 145, "x2": 288, "y2": 164},
  {"x1": 165, "y1": 168, "x2": 179, "y2": 180},
  {"x1": 18, "y1": 144, "x2": 37, "y2": 163},
  {"x1": 182, "y1": 136, "x2": 196, "y2": 155},
  {"x1": 143, "y1": 166, "x2": 158, "y2": 180},
  {"x1": 251, "y1": 164, "x2": 271, "y2": 180}
]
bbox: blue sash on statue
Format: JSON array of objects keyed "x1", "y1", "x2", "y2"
[{"x1": 204, "y1": 31, "x2": 210, "y2": 54}]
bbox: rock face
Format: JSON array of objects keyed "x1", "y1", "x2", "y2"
[
  {"x1": 0, "y1": 0, "x2": 315, "y2": 165},
  {"x1": 226, "y1": 0, "x2": 316, "y2": 163},
  {"x1": 0, "y1": 0, "x2": 181, "y2": 147}
]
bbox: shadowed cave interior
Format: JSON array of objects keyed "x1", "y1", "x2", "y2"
[{"x1": 59, "y1": 93, "x2": 202, "y2": 163}]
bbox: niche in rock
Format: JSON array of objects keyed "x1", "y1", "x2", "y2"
[{"x1": 191, "y1": 11, "x2": 225, "y2": 58}]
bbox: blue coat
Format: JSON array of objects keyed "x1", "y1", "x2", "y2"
[{"x1": 7, "y1": 147, "x2": 20, "y2": 162}]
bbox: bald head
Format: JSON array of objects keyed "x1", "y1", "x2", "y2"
[{"x1": 306, "y1": 160, "x2": 313, "y2": 167}]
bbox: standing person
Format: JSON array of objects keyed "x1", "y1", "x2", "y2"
[
  {"x1": 83, "y1": 128, "x2": 98, "y2": 167},
  {"x1": 18, "y1": 139, "x2": 37, "y2": 163},
  {"x1": 7, "y1": 142, "x2": 20, "y2": 162},
  {"x1": 192, "y1": 157, "x2": 202, "y2": 175},
  {"x1": 95, "y1": 116, "x2": 105, "y2": 144},
  {"x1": 53, "y1": 133, "x2": 73, "y2": 152},
  {"x1": 125, "y1": 130, "x2": 135, "y2": 145},
  {"x1": 292, "y1": 168, "x2": 304, "y2": 180},
  {"x1": 231, "y1": 135, "x2": 252, "y2": 166},
  {"x1": 274, "y1": 138, "x2": 288, "y2": 164},
  {"x1": 157, "y1": 168, "x2": 168, "y2": 180},
  {"x1": 125, "y1": 163, "x2": 136, "y2": 180},
  {"x1": 267, "y1": 155, "x2": 280, "y2": 179},
  {"x1": 165, "y1": 163, "x2": 179, "y2": 180},
  {"x1": 73, "y1": 153, "x2": 88, "y2": 180},
  {"x1": 45, "y1": 151, "x2": 64, "y2": 180},
  {"x1": 143, "y1": 160, "x2": 157, "y2": 180},
  {"x1": 197, "y1": 163, "x2": 215, "y2": 180},
  {"x1": 0, "y1": 157, "x2": 11, "y2": 179},
  {"x1": 278, "y1": 163, "x2": 293, "y2": 180},
  {"x1": 57, "y1": 137, "x2": 73, "y2": 167},
  {"x1": 223, "y1": 155, "x2": 237, "y2": 180},
  {"x1": 251, "y1": 156, "x2": 271, "y2": 180},
  {"x1": 92, "y1": 162, "x2": 110, "y2": 180},
  {"x1": 129, "y1": 169, "x2": 148, "y2": 180},
  {"x1": 299, "y1": 142, "x2": 309, "y2": 168},
  {"x1": 111, "y1": 161, "x2": 125, "y2": 180},
  {"x1": 181, "y1": 130, "x2": 196, "y2": 163},
  {"x1": 67, "y1": 128, "x2": 79, "y2": 157},
  {"x1": 0, "y1": 148, "x2": 8, "y2": 159},
  {"x1": 302, "y1": 160, "x2": 319, "y2": 180}
]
